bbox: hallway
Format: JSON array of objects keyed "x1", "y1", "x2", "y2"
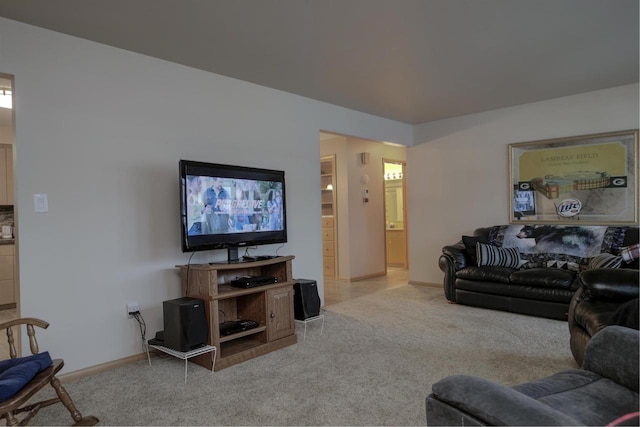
[{"x1": 323, "y1": 268, "x2": 408, "y2": 306}]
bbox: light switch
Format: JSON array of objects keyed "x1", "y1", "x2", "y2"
[{"x1": 34, "y1": 194, "x2": 48, "y2": 213}]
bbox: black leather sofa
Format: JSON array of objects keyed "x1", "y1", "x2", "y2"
[
  {"x1": 426, "y1": 325, "x2": 639, "y2": 426},
  {"x1": 439, "y1": 225, "x2": 638, "y2": 320},
  {"x1": 568, "y1": 268, "x2": 639, "y2": 365}
]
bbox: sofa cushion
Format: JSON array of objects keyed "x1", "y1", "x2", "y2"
[
  {"x1": 430, "y1": 374, "x2": 580, "y2": 426},
  {"x1": 582, "y1": 325, "x2": 640, "y2": 393},
  {"x1": 513, "y1": 368, "x2": 601, "y2": 399},
  {"x1": 519, "y1": 371, "x2": 639, "y2": 426},
  {"x1": 456, "y1": 266, "x2": 514, "y2": 284},
  {"x1": 0, "y1": 351, "x2": 53, "y2": 401},
  {"x1": 510, "y1": 268, "x2": 576, "y2": 289},
  {"x1": 455, "y1": 279, "x2": 575, "y2": 303},
  {"x1": 610, "y1": 299, "x2": 639, "y2": 330},
  {"x1": 476, "y1": 242, "x2": 520, "y2": 268},
  {"x1": 461, "y1": 235, "x2": 489, "y2": 264}
]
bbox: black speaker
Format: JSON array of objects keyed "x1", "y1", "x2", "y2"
[
  {"x1": 293, "y1": 279, "x2": 321, "y2": 320},
  {"x1": 163, "y1": 297, "x2": 208, "y2": 352}
]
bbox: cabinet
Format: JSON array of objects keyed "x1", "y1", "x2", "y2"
[
  {"x1": 322, "y1": 217, "x2": 335, "y2": 277},
  {"x1": 0, "y1": 144, "x2": 13, "y2": 205},
  {"x1": 176, "y1": 256, "x2": 296, "y2": 371},
  {"x1": 0, "y1": 244, "x2": 14, "y2": 306},
  {"x1": 386, "y1": 230, "x2": 407, "y2": 268},
  {"x1": 320, "y1": 156, "x2": 337, "y2": 278}
]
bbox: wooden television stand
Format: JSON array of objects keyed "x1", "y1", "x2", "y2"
[{"x1": 176, "y1": 256, "x2": 296, "y2": 371}]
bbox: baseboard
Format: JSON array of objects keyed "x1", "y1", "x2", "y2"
[
  {"x1": 408, "y1": 280, "x2": 441, "y2": 288},
  {"x1": 59, "y1": 351, "x2": 150, "y2": 383}
]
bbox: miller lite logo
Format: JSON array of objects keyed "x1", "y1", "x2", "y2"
[{"x1": 557, "y1": 198, "x2": 582, "y2": 217}]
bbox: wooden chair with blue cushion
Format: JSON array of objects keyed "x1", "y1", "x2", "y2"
[{"x1": 0, "y1": 318, "x2": 98, "y2": 426}]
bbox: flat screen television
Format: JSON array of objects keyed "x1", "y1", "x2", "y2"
[{"x1": 179, "y1": 160, "x2": 287, "y2": 262}]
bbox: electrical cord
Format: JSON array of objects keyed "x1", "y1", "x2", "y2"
[
  {"x1": 132, "y1": 311, "x2": 147, "y2": 353},
  {"x1": 275, "y1": 243, "x2": 284, "y2": 256},
  {"x1": 185, "y1": 252, "x2": 196, "y2": 295}
]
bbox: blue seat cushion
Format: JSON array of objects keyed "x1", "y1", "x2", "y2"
[{"x1": 0, "y1": 351, "x2": 53, "y2": 401}]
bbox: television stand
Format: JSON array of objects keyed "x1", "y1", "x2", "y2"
[{"x1": 176, "y1": 256, "x2": 296, "y2": 371}]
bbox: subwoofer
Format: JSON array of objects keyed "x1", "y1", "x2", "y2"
[
  {"x1": 163, "y1": 297, "x2": 208, "y2": 351},
  {"x1": 293, "y1": 279, "x2": 321, "y2": 320}
]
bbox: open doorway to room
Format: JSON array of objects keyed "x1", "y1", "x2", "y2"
[
  {"x1": 0, "y1": 73, "x2": 18, "y2": 359},
  {"x1": 383, "y1": 160, "x2": 408, "y2": 270},
  {"x1": 320, "y1": 154, "x2": 337, "y2": 279},
  {"x1": 319, "y1": 132, "x2": 407, "y2": 306}
]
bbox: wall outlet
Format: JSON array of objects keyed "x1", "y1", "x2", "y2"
[{"x1": 127, "y1": 301, "x2": 140, "y2": 317}]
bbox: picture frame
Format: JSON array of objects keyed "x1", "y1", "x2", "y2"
[{"x1": 509, "y1": 129, "x2": 638, "y2": 225}]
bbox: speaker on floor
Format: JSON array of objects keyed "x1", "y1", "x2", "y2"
[
  {"x1": 163, "y1": 297, "x2": 208, "y2": 352},
  {"x1": 293, "y1": 279, "x2": 321, "y2": 320}
]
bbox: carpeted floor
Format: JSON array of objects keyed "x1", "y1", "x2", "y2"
[{"x1": 32, "y1": 285, "x2": 576, "y2": 426}]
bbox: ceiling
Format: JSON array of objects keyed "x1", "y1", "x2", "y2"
[{"x1": 0, "y1": 0, "x2": 637, "y2": 125}]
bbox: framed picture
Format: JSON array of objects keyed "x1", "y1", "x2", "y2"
[{"x1": 509, "y1": 129, "x2": 638, "y2": 224}]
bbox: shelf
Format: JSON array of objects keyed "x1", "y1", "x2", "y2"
[
  {"x1": 217, "y1": 280, "x2": 294, "y2": 299},
  {"x1": 178, "y1": 255, "x2": 294, "y2": 271},
  {"x1": 220, "y1": 335, "x2": 267, "y2": 358},
  {"x1": 219, "y1": 325, "x2": 267, "y2": 343}
]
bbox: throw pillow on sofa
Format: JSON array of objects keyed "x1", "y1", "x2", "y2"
[
  {"x1": 476, "y1": 242, "x2": 520, "y2": 269},
  {"x1": 589, "y1": 253, "x2": 623, "y2": 269},
  {"x1": 620, "y1": 244, "x2": 639, "y2": 264},
  {"x1": 461, "y1": 235, "x2": 489, "y2": 264}
]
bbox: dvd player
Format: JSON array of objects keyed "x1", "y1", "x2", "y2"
[
  {"x1": 219, "y1": 320, "x2": 259, "y2": 335},
  {"x1": 242, "y1": 255, "x2": 277, "y2": 261},
  {"x1": 230, "y1": 275, "x2": 278, "y2": 288}
]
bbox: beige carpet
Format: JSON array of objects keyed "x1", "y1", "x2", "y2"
[{"x1": 31, "y1": 285, "x2": 576, "y2": 426}]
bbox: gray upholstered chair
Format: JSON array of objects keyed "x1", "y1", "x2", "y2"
[{"x1": 426, "y1": 325, "x2": 639, "y2": 426}]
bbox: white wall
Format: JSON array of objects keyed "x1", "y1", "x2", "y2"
[
  {"x1": 0, "y1": 18, "x2": 413, "y2": 373},
  {"x1": 407, "y1": 84, "x2": 640, "y2": 285}
]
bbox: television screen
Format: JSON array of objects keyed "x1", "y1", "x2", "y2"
[{"x1": 180, "y1": 160, "x2": 287, "y2": 256}]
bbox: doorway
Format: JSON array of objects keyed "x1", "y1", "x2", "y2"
[
  {"x1": 383, "y1": 160, "x2": 408, "y2": 269},
  {"x1": 0, "y1": 73, "x2": 17, "y2": 359}
]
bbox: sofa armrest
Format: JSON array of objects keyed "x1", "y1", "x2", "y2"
[
  {"x1": 441, "y1": 243, "x2": 469, "y2": 271},
  {"x1": 439, "y1": 243, "x2": 468, "y2": 302},
  {"x1": 429, "y1": 375, "x2": 580, "y2": 426},
  {"x1": 579, "y1": 268, "x2": 639, "y2": 301},
  {"x1": 582, "y1": 325, "x2": 639, "y2": 392}
]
